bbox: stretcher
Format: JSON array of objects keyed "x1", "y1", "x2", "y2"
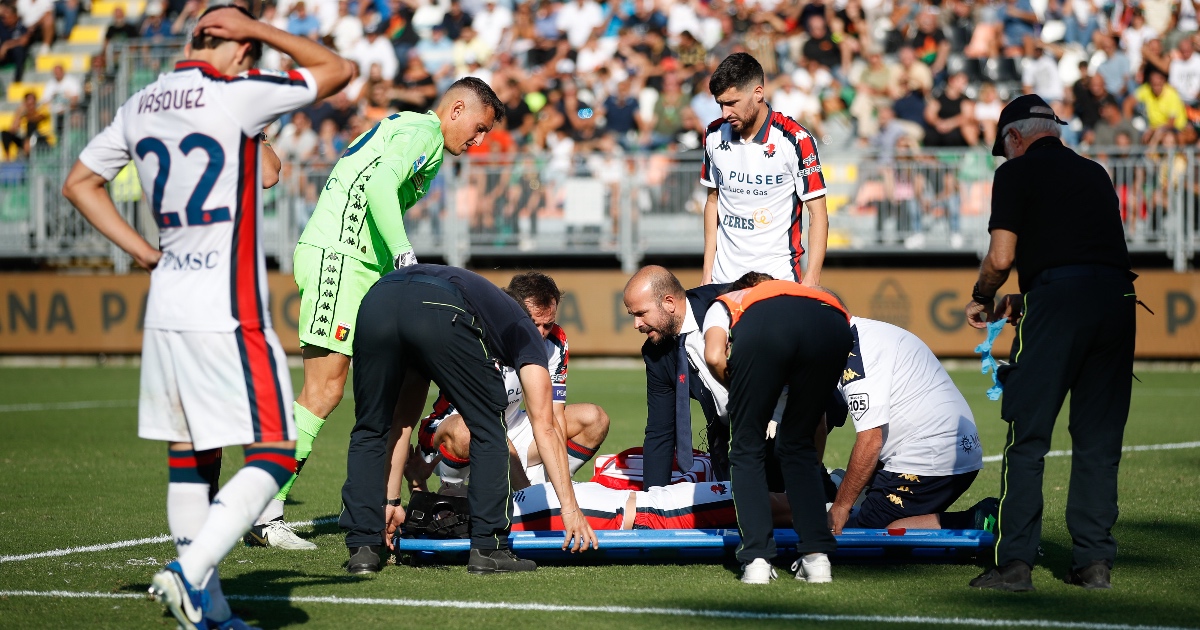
[{"x1": 395, "y1": 528, "x2": 994, "y2": 563}]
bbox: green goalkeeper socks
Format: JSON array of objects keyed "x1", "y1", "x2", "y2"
[{"x1": 274, "y1": 402, "x2": 326, "y2": 502}]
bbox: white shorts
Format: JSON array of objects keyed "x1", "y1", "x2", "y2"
[
  {"x1": 511, "y1": 482, "x2": 629, "y2": 531},
  {"x1": 632, "y1": 481, "x2": 737, "y2": 529},
  {"x1": 139, "y1": 328, "x2": 296, "y2": 451}
]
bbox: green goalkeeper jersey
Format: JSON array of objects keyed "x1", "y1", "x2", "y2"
[{"x1": 299, "y1": 110, "x2": 445, "y2": 269}]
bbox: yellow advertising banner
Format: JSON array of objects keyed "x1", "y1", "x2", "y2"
[{"x1": 1, "y1": 269, "x2": 1198, "y2": 357}]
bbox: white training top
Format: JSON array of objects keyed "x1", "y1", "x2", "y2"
[
  {"x1": 700, "y1": 105, "x2": 827, "y2": 284},
  {"x1": 79, "y1": 61, "x2": 317, "y2": 332},
  {"x1": 837, "y1": 316, "x2": 983, "y2": 476}
]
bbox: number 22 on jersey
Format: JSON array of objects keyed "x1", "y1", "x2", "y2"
[{"x1": 135, "y1": 133, "x2": 231, "y2": 229}]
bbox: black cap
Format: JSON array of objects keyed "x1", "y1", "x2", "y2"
[{"x1": 992, "y1": 94, "x2": 1067, "y2": 157}]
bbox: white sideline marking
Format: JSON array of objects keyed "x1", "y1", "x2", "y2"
[
  {"x1": 0, "y1": 517, "x2": 337, "y2": 563},
  {"x1": 0, "y1": 590, "x2": 1194, "y2": 630},
  {"x1": 0, "y1": 400, "x2": 137, "y2": 413},
  {"x1": 981, "y1": 440, "x2": 1200, "y2": 463}
]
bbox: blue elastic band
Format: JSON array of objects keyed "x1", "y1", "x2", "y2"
[{"x1": 974, "y1": 319, "x2": 1008, "y2": 401}]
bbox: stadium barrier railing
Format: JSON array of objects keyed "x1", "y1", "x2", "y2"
[{"x1": 0, "y1": 42, "x2": 1196, "y2": 271}]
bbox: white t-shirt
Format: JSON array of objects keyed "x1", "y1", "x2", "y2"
[
  {"x1": 473, "y1": 5, "x2": 513, "y2": 50},
  {"x1": 837, "y1": 317, "x2": 983, "y2": 476},
  {"x1": 700, "y1": 106, "x2": 828, "y2": 284},
  {"x1": 42, "y1": 75, "x2": 82, "y2": 115},
  {"x1": 555, "y1": 0, "x2": 604, "y2": 49},
  {"x1": 1170, "y1": 54, "x2": 1200, "y2": 102},
  {"x1": 1021, "y1": 54, "x2": 1065, "y2": 103},
  {"x1": 351, "y1": 36, "x2": 399, "y2": 81},
  {"x1": 78, "y1": 62, "x2": 318, "y2": 332},
  {"x1": 17, "y1": 0, "x2": 53, "y2": 27}
]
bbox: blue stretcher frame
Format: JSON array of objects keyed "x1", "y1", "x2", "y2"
[{"x1": 396, "y1": 528, "x2": 995, "y2": 563}]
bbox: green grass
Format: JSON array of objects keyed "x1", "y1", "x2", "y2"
[{"x1": 1, "y1": 366, "x2": 1199, "y2": 629}]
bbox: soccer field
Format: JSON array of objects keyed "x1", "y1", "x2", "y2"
[{"x1": 1, "y1": 366, "x2": 1198, "y2": 629}]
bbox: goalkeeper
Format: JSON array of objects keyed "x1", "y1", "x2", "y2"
[{"x1": 248, "y1": 77, "x2": 505, "y2": 549}]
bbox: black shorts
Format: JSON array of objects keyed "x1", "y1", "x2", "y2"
[{"x1": 849, "y1": 469, "x2": 979, "y2": 529}]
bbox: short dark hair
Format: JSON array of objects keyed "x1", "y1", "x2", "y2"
[
  {"x1": 709, "y1": 52, "x2": 764, "y2": 97},
  {"x1": 192, "y1": 5, "x2": 263, "y2": 64},
  {"x1": 727, "y1": 271, "x2": 773, "y2": 292},
  {"x1": 505, "y1": 272, "x2": 562, "y2": 314},
  {"x1": 447, "y1": 76, "x2": 506, "y2": 123}
]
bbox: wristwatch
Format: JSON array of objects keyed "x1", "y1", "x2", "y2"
[
  {"x1": 386, "y1": 498, "x2": 404, "y2": 507},
  {"x1": 971, "y1": 283, "x2": 994, "y2": 305}
]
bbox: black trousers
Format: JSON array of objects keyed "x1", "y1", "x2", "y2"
[
  {"x1": 727, "y1": 297, "x2": 852, "y2": 561},
  {"x1": 341, "y1": 275, "x2": 511, "y2": 550},
  {"x1": 995, "y1": 272, "x2": 1136, "y2": 570}
]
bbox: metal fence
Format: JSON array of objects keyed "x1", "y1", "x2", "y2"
[{"x1": 0, "y1": 41, "x2": 1196, "y2": 272}]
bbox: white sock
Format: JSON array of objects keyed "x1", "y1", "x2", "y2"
[
  {"x1": 256, "y1": 498, "x2": 285, "y2": 525},
  {"x1": 566, "y1": 440, "x2": 598, "y2": 475},
  {"x1": 437, "y1": 460, "x2": 470, "y2": 486},
  {"x1": 178, "y1": 467, "x2": 280, "y2": 586},
  {"x1": 167, "y1": 482, "x2": 231, "y2": 621}
]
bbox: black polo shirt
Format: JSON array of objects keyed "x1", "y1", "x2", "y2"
[
  {"x1": 393, "y1": 264, "x2": 548, "y2": 371},
  {"x1": 988, "y1": 137, "x2": 1131, "y2": 292}
]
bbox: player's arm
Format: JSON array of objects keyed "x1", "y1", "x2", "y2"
[
  {"x1": 703, "y1": 326, "x2": 729, "y2": 386},
  {"x1": 62, "y1": 162, "x2": 161, "y2": 271},
  {"x1": 701, "y1": 187, "x2": 718, "y2": 285},
  {"x1": 520, "y1": 363, "x2": 598, "y2": 552},
  {"x1": 802, "y1": 194, "x2": 828, "y2": 286},
  {"x1": 383, "y1": 369, "x2": 431, "y2": 549},
  {"x1": 194, "y1": 7, "x2": 353, "y2": 100},
  {"x1": 261, "y1": 134, "x2": 281, "y2": 189},
  {"x1": 367, "y1": 131, "x2": 433, "y2": 267},
  {"x1": 829, "y1": 425, "x2": 882, "y2": 534}
]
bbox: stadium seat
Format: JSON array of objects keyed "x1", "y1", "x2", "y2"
[
  {"x1": 6, "y1": 82, "x2": 46, "y2": 103},
  {"x1": 962, "y1": 58, "x2": 986, "y2": 84},
  {"x1": 91, "y1": 0, "x2": 147, "y2": 18},
  {"x1": 67, "y1": 25, "x2": 106, "y2": 45},
  {"x1": 35, "y1": 53, "x2": 92, "y2": 73}
]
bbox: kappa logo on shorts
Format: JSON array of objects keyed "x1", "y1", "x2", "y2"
[
  {"x1": 887, "y1": 494, "x2": 904, "y2": 507},
  {"x1": 334, "y1": 322, "x2": 351, "y2": 342}
]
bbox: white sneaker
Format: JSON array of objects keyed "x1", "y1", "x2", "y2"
[
  {"x1": 259, "y1": 519, "x2": 318, "y2": 550},
  {"x1": 792, "y1": 553, "x2": 833, "y2": 583},
  {"x1": 740, "y1": 558, "x2": 777, "y2": 584}
]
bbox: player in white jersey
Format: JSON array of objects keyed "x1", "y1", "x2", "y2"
[
  {"x1": 62, "y1": 7, "x2": 353, "y2": 629},
  {"x1": 700, "y1": 52, "x2": 829, "y2": 286},
  {"x1": 408, "y1": 272, "x2": 610, "y2": 490},
  {"x1": 830, "y1": 314, "x2": 993, "y2": 534}
]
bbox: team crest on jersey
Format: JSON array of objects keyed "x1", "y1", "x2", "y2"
[
  {"x1": 763, "y1": 143, "x2": 776, "y2": 158},
  {"x1": 753, "y1": 208, "x2": 773, "y2": 227},
  {"x1": 334, "y1": 322, "x2": 351, "y2": 342},
  {"x1": 711, "y1": 484, "x2": 728, "y2": 495}
]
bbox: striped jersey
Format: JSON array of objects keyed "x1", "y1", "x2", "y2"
[
  {"x1": 419, "y1": 323, "x2": 568, "y2": 451},
  {"x1": 298, "y1": 110, "x2": 444, "y2": 268},
  {"x1": 509, "y1": 481, "x2": 737, "y2": 531},
  {"x1": 700, "y1": 105, "x2": 827, "y2": 284},
  {"x1": 78, "y1": 60, "x2": 317, "y2": 332}
]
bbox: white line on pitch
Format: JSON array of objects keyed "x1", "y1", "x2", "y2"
[
  {"x1": 0, "y1": 517, "x2": 337, "y2": 563},
  {"x1": 0, "y1": 590, "x2": 1193, "y2": 630},
  {"x1": 0, "y1": 400, "x2": 137, "y2": 413},
  {"x1": 981, "y1": 440, "x2": 1200, "y2": 463}
]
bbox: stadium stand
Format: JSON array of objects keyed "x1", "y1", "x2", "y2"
[{"x1": 1, "y1": 0, "x2": 1198, "y2": 269}]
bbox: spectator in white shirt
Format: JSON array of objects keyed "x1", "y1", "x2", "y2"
[
  {"x1": 330, "y1": 0, "x2": 363, "y2": 53},
  {"x1": 15, "y1": 0, "x2": 53, "y2": 54},
  {"x1": 41, "y1": 64, "x2": 81, "y2": 135},
  {"x1": 473, "y1": 0, "x2": 512, "y2": 51},
  {"x1": 274, "y1": 110, "x2": 319, "y2": 163},
  {"x1": 1169, "y1": 37, "x2": 1200, "y2": 104},
  {"x1": 1022, "y1": 45, "x2": 1065, "y2": 103},
  {"x1": 351, "y1": 18, "x2": 399, "y2": 81},
  {"x1": 556, "y1": 0, "x2": 604, "y2": 49}
]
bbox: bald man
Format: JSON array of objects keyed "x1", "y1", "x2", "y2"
[
  {"x1": 623, "y1": 266, "x2": 733, "y2": 489},
  {"x1": 250, "y1": 76, "x2": 506, "y2": 549}
]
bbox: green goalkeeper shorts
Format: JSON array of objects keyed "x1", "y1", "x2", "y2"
[{"x1": 294, "y1": 243, "x2": 383, "y2": 357}]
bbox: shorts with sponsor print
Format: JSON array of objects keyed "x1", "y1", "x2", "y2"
[
  {"x1": 139, "y1": 328, "x2": 295, "y2": 450},
  {"x1": 850, "y1": 469, "x2": 979, "y2": 529},
  {"x1": 294, "y1": 242, "x2": 383, "y2": 356}
]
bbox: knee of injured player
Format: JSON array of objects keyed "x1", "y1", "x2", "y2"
[
  {"x1": 435, "y1": 415, "x2": 472, "y2": 462},
  {"x1": 569, "y1": 403, "x2": 611, "y2": 445}
]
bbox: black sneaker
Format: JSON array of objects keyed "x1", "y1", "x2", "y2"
[
  {"x1": 467, "y1": 548, "x2": 537, "y2": 575},
  {"x1": 347, "y1": 546, "x2": 384, "y2": 574},
  {"x1": 1065, "y1": 560, "x2": 1111, "y2": 590},
  {"x1": 970, "y1": 561, "x2": 1035, "y2": 592}
]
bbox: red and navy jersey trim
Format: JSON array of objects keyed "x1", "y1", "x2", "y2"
[
  {"x1": 633, "y1": 495, "x2": 737, "y2": 529},
  {"x1": 174, "y1": 60, "x2": 307, "y2": 86},
  {"x1": 770, "y1": 111, "x2": 826, "y2": 199},
  {"x1": 511, "y1": 506, "x2": 623, "y2": 531}
]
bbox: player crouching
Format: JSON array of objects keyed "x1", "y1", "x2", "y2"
[{"x1": 407, "y1": 272, "x2": 610, "y2": 493}]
